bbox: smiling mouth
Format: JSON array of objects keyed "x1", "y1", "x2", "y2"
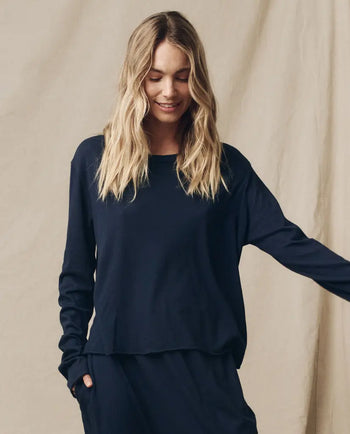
[{"x1": 155, "y1": 102, "x2": 181, "y2": 107}]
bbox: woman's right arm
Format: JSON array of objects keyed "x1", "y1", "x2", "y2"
[{"x1": 57, "y1": 145, "x2": 97, "y2": 398}]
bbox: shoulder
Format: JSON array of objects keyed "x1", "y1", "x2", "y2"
[
  {"x1": 221, "y1": 142, "x2": 252, "y2": 184},
  {"x1": 72, "y1": 134, "x2": 104, "y2": 161},
  {"x1": 71, "y1": 134, "x2": 105, "y2": 171},
  {"x1": 222, "y1": 142, "x2": 251, "y2": 169}
]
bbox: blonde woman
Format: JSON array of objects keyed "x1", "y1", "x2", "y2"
[{"x1": 57, "y1": 10, "x2": 350, "y2": 434}]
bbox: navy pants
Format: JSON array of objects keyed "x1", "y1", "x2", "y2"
[{"x1": 74, "y1": 350, "x2": 258, "y2": 434}]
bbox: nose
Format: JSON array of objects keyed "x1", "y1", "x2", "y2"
[{"x1": 161, "y1": 78, "x2": 177, "y2": 98}]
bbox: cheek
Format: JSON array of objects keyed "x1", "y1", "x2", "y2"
[
  {"x1": 181, "y1": 85, "x2": 191, "y2": 99},
  {"x1": 144, "y1": 83, "x2": 156, "y2": 99},
  {"x1": 183, "y1": 89, "x2": 192, "y2": 104}
]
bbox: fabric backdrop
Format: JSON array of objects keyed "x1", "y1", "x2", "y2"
[{"x1": 1, "y1": 1, "x2": 350, "y2": 433}]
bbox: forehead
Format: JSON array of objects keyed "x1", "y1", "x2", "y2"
[{"x1": 151, "y1": 40, "x2": 190, "y2": 72}]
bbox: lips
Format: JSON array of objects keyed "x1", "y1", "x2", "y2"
[{"x1": 155, "y1": 101, "x2": 180, "y2": 107}]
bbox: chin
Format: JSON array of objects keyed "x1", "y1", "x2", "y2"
[{"x1": 149, "y1": 112, "x2": 183, "y2": 123}]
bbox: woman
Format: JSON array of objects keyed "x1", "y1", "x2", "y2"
[{"x1": 57, "y1": 10, "x2": 350, "y2": 434}]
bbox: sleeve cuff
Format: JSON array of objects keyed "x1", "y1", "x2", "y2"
[{"x1": 67, "y1": 355, "x2": 89, "y2": 398}]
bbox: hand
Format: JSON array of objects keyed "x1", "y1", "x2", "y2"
[{"x1": 72, "y1": 373, "x2": 93, "y2": 395}]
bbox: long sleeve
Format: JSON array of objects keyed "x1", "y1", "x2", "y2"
[
  {"x1": 57, "y1": 150, "x2": 96, "y2": 397},
  {"x1": 241, "y1": 161, "x2": 350, "y2": 301}
]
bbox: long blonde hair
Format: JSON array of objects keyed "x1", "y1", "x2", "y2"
[{"x1": 97, "y1": 10, "x2": 230, "y2": 203}]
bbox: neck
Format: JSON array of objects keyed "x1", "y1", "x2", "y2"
[{"x1": 143, "y1": 117, "x2": 182, "y2": 154}]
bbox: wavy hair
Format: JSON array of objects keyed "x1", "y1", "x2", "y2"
[{"x1": 97, "y1": 10, "x2": 230, "y2": 203}]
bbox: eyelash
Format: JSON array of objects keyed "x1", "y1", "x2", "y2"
[{"x1": 149, "y1": 78, "x2": 188, "y2": 82}]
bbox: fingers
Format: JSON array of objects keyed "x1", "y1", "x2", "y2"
[
  {"x1": 71, "y1": 373, "x2": 93, "y2": 397},
  {"x1": 82, "y1": 373, "x2": 93, "y2": 388}
]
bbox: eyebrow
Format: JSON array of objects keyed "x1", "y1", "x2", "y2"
[{"x1": 150, "y1": 67, "x2": 190, "y2": 73}]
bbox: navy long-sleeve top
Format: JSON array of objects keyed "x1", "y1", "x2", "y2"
[{"x1": 58, "y1": 134, "x2": 350, "y2": 396}]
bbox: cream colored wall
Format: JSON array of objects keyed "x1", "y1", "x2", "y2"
[{"x1": 1, "y1": 1, "x2": 350, "y2": 433}]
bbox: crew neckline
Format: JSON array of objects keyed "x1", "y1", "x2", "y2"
[{"x1": 149, "y1": 153, "x2": 178, "y2": 162}]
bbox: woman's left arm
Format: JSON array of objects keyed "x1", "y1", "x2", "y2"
[{"x1": 241, "y1": 161, "x2": 350, "y2": 301}]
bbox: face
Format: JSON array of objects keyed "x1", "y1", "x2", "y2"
[{"x1": 143, "y1": 40, "x2": 192, "y2": 126}]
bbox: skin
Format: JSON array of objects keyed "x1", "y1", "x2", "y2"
[
  {"x1": 72, "y1": 39, "x2": 193, "y2": 396},
  {"x1": 143, "y1": 39, "x2": 193, "y2": 154},
  {"x1": 72, "y1": 373, "x2": 92, "y2": 395}
]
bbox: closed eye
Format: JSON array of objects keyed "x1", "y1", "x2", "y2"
[{"x1": 149, "y1": 78, "x2": 188, "y2": 82}]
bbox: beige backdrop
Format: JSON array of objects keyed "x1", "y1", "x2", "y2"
[{"x1": 1, "y1": 1, "x2": 350, "y2": 433}]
